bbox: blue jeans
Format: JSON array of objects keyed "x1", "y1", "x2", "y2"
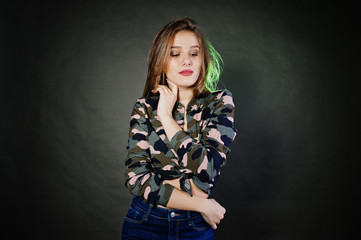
[{"x1": 122, "y1": 196, "x2": 214, "y2": 240}]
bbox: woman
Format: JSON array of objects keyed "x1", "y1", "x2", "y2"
[{"x1": 122, "y1": 17, "x2": 237, "y2": 240}]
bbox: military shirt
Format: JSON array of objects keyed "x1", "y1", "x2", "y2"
[{"x1": 125, "y1": 89, "x2": 237, "y2": 207}]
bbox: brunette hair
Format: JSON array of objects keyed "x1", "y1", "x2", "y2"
[{"x1": 142, "y1": 17, "x2": 222, "y2": 98}]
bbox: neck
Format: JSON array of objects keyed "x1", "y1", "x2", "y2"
[{"x1": 178, "y1": 87, "x2": 194, "y2": 107}]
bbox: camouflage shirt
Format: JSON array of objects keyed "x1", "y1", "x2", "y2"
[{"x1": 125, "y1": 89, "x2": 237, "y2": 207}]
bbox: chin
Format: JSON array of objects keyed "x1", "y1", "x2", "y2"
[{"x1": 169, "y1": 75, "x2": 199, "y2": 88}]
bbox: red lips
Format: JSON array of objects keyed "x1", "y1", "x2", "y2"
[{"x1": 179, "y1": 69, "x2": 193, "y2": 76}]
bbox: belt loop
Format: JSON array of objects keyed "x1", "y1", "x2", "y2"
[
  {"x1": 144, "y1": 203, "x2": 153, "y2": 221},
  {"x1": 187, "y1": 211, "x2": 192, "y2": 226}
]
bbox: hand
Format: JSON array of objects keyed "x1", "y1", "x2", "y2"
[
  {"x1": 152, "y1": 80, "x2": 178, "y2": 121},
  {"x1": 200, "y1": 198, "x2": 226, "y2": 230}
]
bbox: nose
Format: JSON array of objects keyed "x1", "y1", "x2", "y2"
[{"x1": 182, "y1": 56, "x2": 192, "y2": 66}]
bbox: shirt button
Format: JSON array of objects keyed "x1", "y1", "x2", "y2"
[{"x1": 170, "y1": 212, "x2": 175, "y2": 218}]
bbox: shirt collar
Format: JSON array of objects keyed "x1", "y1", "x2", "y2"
[{"x1": 175, "y1": 95, "x2": 198, "y2": 110}]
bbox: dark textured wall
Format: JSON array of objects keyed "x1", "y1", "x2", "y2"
[{"x1": 2, "y1": 0, "x2": 359, "y2": 239}]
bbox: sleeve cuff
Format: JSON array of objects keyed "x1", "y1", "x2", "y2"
[
  {"x1": 156, "y1": 183, "x2": 175, "y2": 207},
  {"x1": 192, "y1": 176, "x2": 211, "y2": 194}
]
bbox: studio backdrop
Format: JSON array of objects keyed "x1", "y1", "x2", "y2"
[{"x1": 2, "y1": 0, "x2": 358, "y2": 239}]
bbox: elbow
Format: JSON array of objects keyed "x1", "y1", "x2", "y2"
[{"x1": 125, "y1": 178, "x2": 142, "y2": 198}]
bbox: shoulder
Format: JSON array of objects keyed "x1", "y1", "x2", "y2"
[
  {"x1": 206, "y1": 89, "x2": 235, "y2": 107},
  {"x1": 133, "y1": 95, "x2": 159, "y2": 111}
]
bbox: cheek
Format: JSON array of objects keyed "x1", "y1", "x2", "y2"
[
  {"x1": 168, "y1": 61, "x2": 178, "y2": 73},
  {"x1": 165, "y1": 62, "x2": 174, "y2": 76},
  {"x1": 195, "y1": 59, "x2": 202, "y2": 72}
]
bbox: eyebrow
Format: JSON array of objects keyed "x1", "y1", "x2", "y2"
[{"x1": 171, "y1": 45, "x2": 200, "y2": 49}]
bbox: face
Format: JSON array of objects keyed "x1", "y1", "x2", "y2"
[{"x1": 165, "y1": 30, "x2": 202, "y2": 90}]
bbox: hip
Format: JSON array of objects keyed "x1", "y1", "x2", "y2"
[{"x1": 122, "y1": 196, "x2": 214, "y2": 240}]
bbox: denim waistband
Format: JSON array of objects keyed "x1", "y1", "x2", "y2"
[{"x1": 131, "y1": 196, "x2": 202, "y2": 221}]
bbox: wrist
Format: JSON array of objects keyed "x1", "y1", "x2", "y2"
[{"x1": 194, "y1": 197, "x2": 208, "y2": 213}]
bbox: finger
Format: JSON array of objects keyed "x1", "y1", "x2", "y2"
[
  {"x1": 156, "y1": 85, "x2": 168, "y2": 92},
  {"x1": 212, "y1": 224, "x2": 217, "y2": 230},
  {"x1": 167, "y1": 80, "x2": 178, "y2": 95},
  {"x1": 158, "y1": 85, "x2": 171, "y2": 96},
  {"x1": 161, "y1": 86, "x2": 175, "y2": 99},
  {"x1": 153, "y1": 86, "x2": 164, "y2": 93},
  {"x1": 157, "y1": 87, "x2": 166, "y2": 96},
  {"x1": 163, "y1": 86, "x2": 172, "y2": 96}
]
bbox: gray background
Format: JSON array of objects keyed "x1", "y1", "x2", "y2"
[{"x1": 2, "y1": 0, "x2": 359, "y2": 239}]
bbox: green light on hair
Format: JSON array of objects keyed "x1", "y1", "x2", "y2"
[{"x1": 205, "y1": 40, "x2": 224, "y2": 92}]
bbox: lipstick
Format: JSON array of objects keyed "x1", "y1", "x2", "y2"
[{"x1": 179, "y1": 69, "x2": 193, "y2": 76}]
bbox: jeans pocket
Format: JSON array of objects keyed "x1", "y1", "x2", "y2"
[
  {"x1": 191, "y1": 215, "x2": 211, "y2": 231},
  {"x1": 124, "y1": 205, "x2": 145, "y2": 224}
]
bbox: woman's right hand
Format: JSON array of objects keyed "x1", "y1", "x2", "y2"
[
  {"x1": 200, "y1": 198, "x2": 226, "y2": 230},
  {"x1": 152, "y1": 80, "x2": 178, "y2": 122}
]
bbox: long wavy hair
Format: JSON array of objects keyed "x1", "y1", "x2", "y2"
[{"x1": 142, "y1": 17, "x2": 223, "y2": 98}]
